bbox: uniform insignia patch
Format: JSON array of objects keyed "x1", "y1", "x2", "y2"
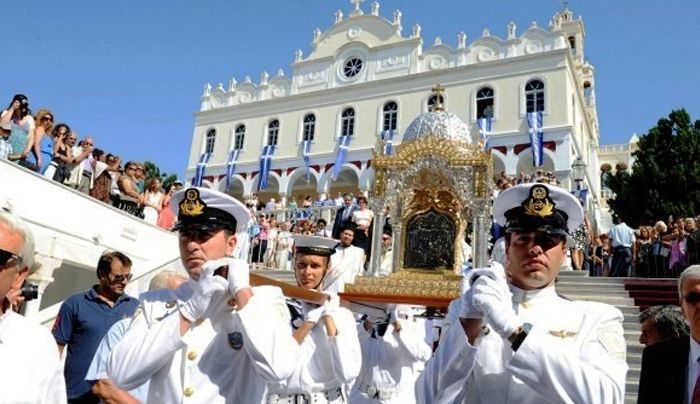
[
  {"x1": 228, "y1": 332, "x2": 243, "y2": 350},
  {"x1": 165, "y1": 300, "x2": 177, "y2": 309},
  {"x1": 549, "y1": 329, "x2": 578, "y2": 339},
  {"x1": 179, "y1": 188, "x2": 206, "y2": 217}
]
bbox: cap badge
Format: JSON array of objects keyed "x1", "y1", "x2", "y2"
[
  {"x1": 522, "y1": 185, "x2": 555, "y2": 218},
  {"x1": 179, "y1": 188, "x2": 206, "y2": 217},
  {"x1": 228, "y1": 331, "x2": 243, "y2": 350}
]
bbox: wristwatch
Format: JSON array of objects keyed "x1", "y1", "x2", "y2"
[{"x1": 510, "y1": 322, "x2": 532, "y2": 352}]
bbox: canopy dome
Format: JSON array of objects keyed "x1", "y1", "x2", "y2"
[{"x1": 402, "y1": 110, "x2": 471, "y2": 144}]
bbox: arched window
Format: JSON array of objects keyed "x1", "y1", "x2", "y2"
[
  {"x1": 234, "y1": 125, "x2": 245, "y2": 150},
  {"x1": 205, "y1": 129, "x2": 216, "y2": 153},
  {"x1": 267, "y1": 119, "x2": 279, "y2": 146},
  {"x1": 382, "y1": 101, "x2": 398, "y2": 132},
  {"x1": 341, "y1": 108, "x2": 355, "y2": 137},
  {"x1": 568, "y1": 36, "x2": 577, "y2": 55},
  {"x1": 525, "y1": 80, "x2": 545, "y2": 113},
  {"x1": 427, "y1": 94, "x2": 445, "y2": 112},
  {"x1": 302, "y1": 113, "x2": 316, "y2": 141},
  {"x1": 476, "y1": 87, "x2": 494, "y2": 119}
]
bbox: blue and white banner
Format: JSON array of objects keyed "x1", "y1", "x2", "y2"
[
  {"x1": 331, "y1": 135, "x2": 351, "y2": 180},
  {"x1": 526, "y1": 111, "x2": 544, "y2": 167},
  {"x1": 478, "y1": 117, "x2": 492, "y2": 150},
  {"x1": 381, "y1": 129, "x2": 396, "y2": 155},
  {"x1": 257, "y1": 145, "x2": 275, "y2": 191},
  {"x1": 225, "y1": 149, "x2": 241, "y2": 190},
  {"x1": 302, "y1": 139, "x2": 312, "y2": 181},
  {"x1": 193, "y1": 152, "x2": 211, "y2": 186}
]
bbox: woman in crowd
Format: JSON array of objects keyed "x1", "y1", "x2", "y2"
[
  {"x1": 156, "y1": 183, "x2": 177, "y2": 230},
  {"x1": 591, "y1": 235, "x2": 605, "y2": 277},
  {"x1": 667, "y1": 223, "x2": 687, "y2": 278},
  {"x1": 142, "y1": 178, "x2": 164, "y2": 225},
  {"x1": 28, "y1": 109, "x2": 54, "y2": 173},
  {"x1": 275, "y1": 222, "x2": 294, "y2": 271},
  {"x1": 651, "y1": 220, "x2": 669, "y2": 277},
  {"x1": 116, "y1": 161, "x2": 143, "y2": 216},
  {"x1": 570, "y1": 204, "x2": 591, "y2": 271},
  {"x1": 352, "y1": 195, "x2": 374, "y2": 258},
  {"x1": 1, "y1": 94, "x2": 35, "y2": 167},
  {"x1": 265, "y1": 235, "x2": 360, "y2": 404},
  {"x1": 49, "y1": 131, "x2": 77, "y2": 184},
  {"x1": 634, "y1": 226, "x2": 654, "y2": 278},
  {"x1": 251, "y1": 214, "x2": 269, "y2": 265},
  {"x1": 600, "y1": 234, "x2": 611, "y2": 276},
  {"x1": 89, "y1": 150, "x2": 114, "y2": 204},
  {"x1": 43, "y1": 123, "x2": 70, "y2": 180},
  {"x1": 264, "y1": 218, "x2": 279, "y2": 268}
]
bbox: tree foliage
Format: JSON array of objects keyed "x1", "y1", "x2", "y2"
[
  {"x1": 606, "y1": 109, "x2": 700, "y2": 227},
  {"x1": 143, "y1": 161, "x2": 178, "y2": 189}
]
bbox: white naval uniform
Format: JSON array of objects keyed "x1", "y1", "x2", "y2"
[
  {"x1": 0, "y1": 310, "x2": 67, "y2": 404},
  {"x1": 416, "y1": 285, "x2": 628, "y2": 404},
  {"x1": 108, "y1": 282, "x2": 299, "y2": 404},
  {"x1": 350, "y1": 318, "x2": 432, "y2": 404},
  {"x1": 324, "y1": 245, "x2": 365, "y2": 293},
  {"x1": 267, "y1": 307, "x2": 361, "y2": 403}
]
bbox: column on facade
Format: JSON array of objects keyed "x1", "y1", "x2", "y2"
[
  {"x1": 23, "y1": 254, "x2": 62, "y2": 318},
  {"x1": 279, "y1": 193, "x2": 288, "y2": 222}
]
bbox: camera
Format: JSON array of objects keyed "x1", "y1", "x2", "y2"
[{"x1": 20, "y1": 284, "x2": 38, "y2": 301}]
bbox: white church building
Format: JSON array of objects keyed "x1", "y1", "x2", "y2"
[{"x1": 186, "y1": 2, "x2": 602, "y2": 217}]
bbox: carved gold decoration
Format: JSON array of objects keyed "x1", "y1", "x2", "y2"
[
  {"x1": 372, "y1": 136, "x2": 490, "y2": 170},
  {"x1": 344, "y1": 270, "x2": 462, "y2": 302}
]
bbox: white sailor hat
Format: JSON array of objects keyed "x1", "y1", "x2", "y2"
[
  {"x1": 292, "y1": 235, "x2": 339, "y2": 257},
  {"x1": 493, "y1": 183, "x2": 583, "y2": 235},
  {"x1": 170, "y1": 187, "x2": 251, "y2": 233}
]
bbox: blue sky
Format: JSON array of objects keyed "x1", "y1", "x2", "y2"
[{"x1": 3, "y1": 0, "x2": 699, "y2": 177}]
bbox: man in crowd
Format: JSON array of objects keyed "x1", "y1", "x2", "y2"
[
  {"x1": 324, "y1": 226, "x2": 365, "y2": 293},
  {"x1": 608, "y1": 216, "x2": 635, "y2": 277},
  {"x1": 0, "y1": 122, "x2": 21, "y2": 161},
  {"x1": 379, "y1": 230, "x2": 393, "y2": 277},
  {"x1": 52, "y1": 251, "x2": 140, "y2": 403},
  {"x1": 0, "y1": 211, "x2": 66, "y2": 403},
  {"x1": 65, "y1": 136, "x2": 94, "y2": 193},
  {"x1": 639, "y1": 305, "x2": 689, "y2": 347},
  {"x1": 686, "y1": 218, "x2": 700, "y2": 266},
  {"x1": 86, "y1": 271, "x2": 187, "y2": 403},
  {"x1": 314, "y1": 218, "x2": 331, "y2": 237},
  {"x1": 417, "y1": 183, "x2": 627, "y2": 403},
  {"x1": 332, "y1": 193, "x2": 356, "y2": 239},
  {"x1": 638, "y1": 265, "x2": 700, "y2": 404},
  {"x1": 107, "y1": 187, "x2": 299, "y2": 402}
]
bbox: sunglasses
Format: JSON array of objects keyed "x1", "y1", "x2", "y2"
[
  {"x1": 109, "y1": 273, "x2": 133, "y2": 283},
  {"x1": 43, "y1": 116, "x2": 53, "y2": 121},
  {"x1": 511, "y1": 232, "x2": 566, "y2": 250},
  {"x1": 684, "y1": 292, "x2": 700, "y2": 305},
  {"x1": 0, "y1": 248, "x2": 23, "y2": 268}
]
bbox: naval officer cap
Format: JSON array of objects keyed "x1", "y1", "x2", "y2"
[
  {"x1": 170, "y1": 187, "x2": 251, "y2": 233},
  {"x1": 293, "y1": 235, "x2": 338, "y2": 257},
  {"x1": 493, "y1": 183, "x2": 583, "y2": 236}
]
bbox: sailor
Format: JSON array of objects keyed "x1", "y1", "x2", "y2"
[
  {"x1": 416, "y1": 183, "x2": 628, "y2": 403},
  {"x1": 350, "y1": 305, "x2": 433, "y2": 404},
  {"x1": 266, "y1": 235, "x2": 361, "y2": 404},
  {"x1": 107, "y1": 187, "x2": 300, "y2": 403}
]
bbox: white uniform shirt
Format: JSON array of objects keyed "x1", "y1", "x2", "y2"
[
  {"x1": 0, "y1": 310, "x2": 67, "y2": 404},
  {"x1": 350, "y1": 318, "x2": 432, "y2": 404},
  {"x1": 267, "y1": 307, "x2": 361, "y2": 395},
  {"x1": 108, "y1": 282, "x2": 299, "y2": 403},
  {"x1": 325, "y1": 245, "x2": 365, "y2": 293},
  {"x1": 379, "y1": 248, "x2": 393, "y2": 277},
  {"x1": 416, "y1": 285, "x2": 628, "y2": 404}
]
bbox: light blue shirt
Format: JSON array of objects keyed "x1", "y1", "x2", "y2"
[
  {"x1": 608, "y1": 223, "x2": 635, "y2": 248},
  {"x1": 85, "y1": 318, "x2": 149, "y2": 403}
]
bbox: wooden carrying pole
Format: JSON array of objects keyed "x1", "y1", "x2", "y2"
[{"x1": 249, "y1": 273, "x2": 328, "y2": 305}]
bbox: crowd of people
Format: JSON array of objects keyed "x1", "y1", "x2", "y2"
[{"x1": 1, "y1": 93, "x2": 182, "y2": 230}]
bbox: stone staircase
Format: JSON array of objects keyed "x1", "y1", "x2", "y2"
[
  {"x1": 253, "y1": 269, "x2": 642, "y2": 403},
  {"x1": 556, "y1": 271, "x2": 641, "y2": 404}
]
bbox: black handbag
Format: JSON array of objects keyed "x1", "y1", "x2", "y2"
[{"x1": 53, "y1": 161, "x2": 71, "y2": 183}]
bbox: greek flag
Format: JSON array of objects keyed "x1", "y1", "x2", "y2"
[
  {"x1": 381, "y1": 129, "x2": 396, "y2": 155},
  {"x1": 225, "y1": 149, "x2": 241, "y2": 190},
  {"x1": 302, "y1": 139, "x2": 312, "y2": 180},
  {"x1": 478, "y1": 117, "x2": 492, "y2": 150},
  {"x1": 572, "y1": 188, "x2": 588, "y2": 204},
  {"x1": 331, "y1": 135, "x2": 351, "y2": 180},
  {"x1": 257, "y1": 145, "x2": 275, "y2": 191},
  {"x1": 192, "y1": 152, "x2": 211, "y2": 186},
  {"x1": 527, "y1": 111, "x2": 544, "y2": 167}
]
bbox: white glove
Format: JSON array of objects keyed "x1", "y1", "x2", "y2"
[
  {"x1": 224, "y1": 258, "x2": 251, "y2": 295},
  {"x1": 388, "y1": 306, "x2": 400, "y2": 323},
  {"x1": 467, "y1": 261, "x2": 507, "y2": 286},
  {"x1": 180, "y1": 262, "x2": 228, "y2": 322},
  {"x1": 472, "y1": 275, "x2": 521, "y2": 339},
  {"x1": 302, "y1": 302, "x2": 325, "y2": 324},
  {"x1": 458, "y1": 285, "x2": 482, "y2": 319},
  {"x1": 324, "y1": 293, "x2": 340, "y2": 316}
]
